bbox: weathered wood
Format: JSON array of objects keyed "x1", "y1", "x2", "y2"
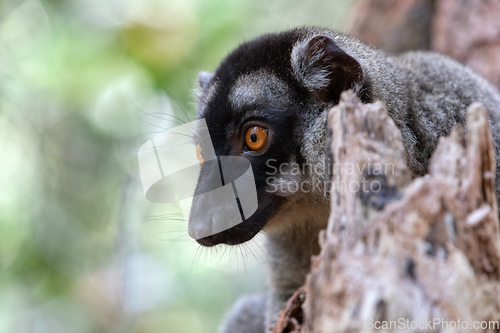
[
  {"x1": 273, "y1": 92, "x2": 500, "y2": 333},
  {"x1": 346, "y1": 0, "x2": 434, "y2": 53},
  {"x1": 273, "y1": 287, "x2": 306, "y2": 333},
  {"x1": 347, "y1": 0, "x2": 500, "y2": 89},
  {"x1": 432, "y1": 0, "x2": 500, "y2": 88}
]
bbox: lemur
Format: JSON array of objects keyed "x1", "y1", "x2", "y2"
[{"x1": 190, "y1": 27, "x2": 500, "y2": 333}]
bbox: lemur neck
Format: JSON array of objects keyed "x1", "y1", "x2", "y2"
[{"x1": 265, "y1": 214, "x2": 327, "y2": 293}]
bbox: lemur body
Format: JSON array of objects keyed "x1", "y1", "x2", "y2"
[{"x1": 191, "y1": 27, "x2": 500, "y2": 333}]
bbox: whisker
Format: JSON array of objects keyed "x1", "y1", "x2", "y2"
[
  {"x1": 137, "y1": 113, "x2": 186, "y2": 127},
  {"x1": 164, "y1": 88, "x2": 193, "y2": 124}
]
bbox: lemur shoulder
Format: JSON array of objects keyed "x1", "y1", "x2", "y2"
[{"x1": 190, "y1": 27, "x2": 500, "y2": 333}]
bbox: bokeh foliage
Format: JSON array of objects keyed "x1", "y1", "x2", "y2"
[{"x1": 0, "y1": 0, "x2": 351, "y2": 332}]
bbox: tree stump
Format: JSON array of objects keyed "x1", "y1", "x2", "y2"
[{"x1": 273, "y1": 91, "x2": 500, "y2": 333}]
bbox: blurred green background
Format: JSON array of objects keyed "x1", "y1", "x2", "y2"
[{"x1": 0, "y1": 0, "x2": 351, "y2": 332}]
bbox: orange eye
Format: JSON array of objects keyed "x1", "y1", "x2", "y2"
[
  {"x1": 196, "y1": 144, "x2": 204, "y2": 164},
  {"x1": 245, "y1": 126, "x2": 268, "y2": 151}
]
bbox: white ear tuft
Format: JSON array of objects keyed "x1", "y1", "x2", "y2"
[
  {"x1": 290, "y1": 35, "x2": 363, "y2": 102},
  {"x1": 291, "y1": 38, "x2": 331, "y2": 92}
]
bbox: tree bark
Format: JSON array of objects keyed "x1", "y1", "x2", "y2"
[
  {"x1": 347, "y1": 0, "x2": 500, "y2": 89},
  {"x1": 346, "y1": 0, "x2": 434, "y2": 53},
  {"x1": 273, "y1": 91, "x2": 500, "y2": 333},
  {"x1": 432, "y1": 0, "x2": 500, "y2": 88}
]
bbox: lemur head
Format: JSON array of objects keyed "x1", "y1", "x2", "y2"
[{"x1": 190, "y1": 27, "x2": 371, "y2": 247}]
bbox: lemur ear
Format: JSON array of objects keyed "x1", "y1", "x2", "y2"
[
  {"x1": 291, "y1": 35, "x2": 363, "y2": 102},
  {"x1": 198, "y1": 72, "x2": 214, "y2": 90}
]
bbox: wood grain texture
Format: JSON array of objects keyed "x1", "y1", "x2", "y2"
[{"x1": 273, "y1": 91, "x2": 500, "y2": 333}]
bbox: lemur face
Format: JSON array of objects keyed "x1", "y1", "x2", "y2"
[{"x1": 190, "y1": 28, "x2": 366, "y2": 246}]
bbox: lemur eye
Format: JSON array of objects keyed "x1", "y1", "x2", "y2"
[
  {"x1": 245, "y1": 126, "x2": 268, "y2": 151},
  {"x1": 195, "y1": 144, "x2": 204, "y2": 164}
]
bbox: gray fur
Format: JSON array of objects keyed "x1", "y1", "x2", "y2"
[
  {"x1": 228, "y1": 69, "x2": 291, "y2": 111},
  {"x1": 196, "y1": 27, "x2": 500, "y2": 333},
  {"x1": 198, "y1": 71, "x2": 214, "y2": 90},
  {"x1": 291, "y1": 27, "x2": 500, "y2": 190},
  {"x1": 219, "y1": 294, "x2": 266, "y2": 333}
]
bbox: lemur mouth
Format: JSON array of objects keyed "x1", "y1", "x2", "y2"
[
  {"x1": 195, "y1": 198, "x2": 275, "y2": 247},
  {"x1": 196, "y1": 224, "x2": 262, "y2": 246}
]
